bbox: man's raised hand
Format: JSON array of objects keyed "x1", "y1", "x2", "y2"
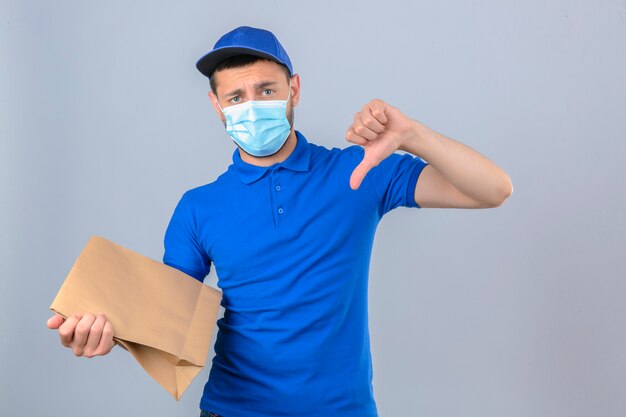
[{"x1": 345, "y1": 98, "x2": 418, "y2": 190}]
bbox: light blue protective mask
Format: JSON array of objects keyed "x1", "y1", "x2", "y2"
[{"x1": 218, "y1": 85, "x2": 292, "y2": 157}]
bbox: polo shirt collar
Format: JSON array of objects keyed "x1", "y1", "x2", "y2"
[{"x1": 232, "y1": 130, "x2": 311, "y2": 184}]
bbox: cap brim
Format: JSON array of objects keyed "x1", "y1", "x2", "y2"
[{"x1": 195, "y1": 46, "x2": 287, "y2": 78}]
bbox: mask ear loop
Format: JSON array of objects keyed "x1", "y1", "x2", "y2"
[
  {"x1": 285, "y1": 80, "x2": 294, "y2": 131},
  {"x1": 286, "y1": 80, "x2": 292, "y2": 104},
  {"x1": 216, "y1": 96, "x2": 226, "y2": 114}
]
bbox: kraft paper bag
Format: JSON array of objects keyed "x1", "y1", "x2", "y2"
[{"x1": 50, "y1": 236, "x2": 222, "y2": 400}]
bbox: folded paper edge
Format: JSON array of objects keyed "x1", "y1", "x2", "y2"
[{"x1": 116, "y1": 338, "x2": 203, "y2": 400}]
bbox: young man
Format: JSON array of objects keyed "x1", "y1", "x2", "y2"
[{"x1": 48, "y1": 26, "x2": 513, "y2": 417}]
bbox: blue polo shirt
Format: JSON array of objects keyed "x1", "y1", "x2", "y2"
[{"x1": 163, "y1": 130, "x2": 428, "y2": 417}]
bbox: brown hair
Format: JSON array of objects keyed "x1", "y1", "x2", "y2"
[{"x1": 209, "y1": 54, "x2": 291, "y2": 96}]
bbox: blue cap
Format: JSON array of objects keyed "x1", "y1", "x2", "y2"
[{"x1": 196, "y1": 26, "x2": 293, "y2": 78}]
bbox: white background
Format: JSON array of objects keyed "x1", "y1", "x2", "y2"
[{"x1": 1, "y1": 1, "x2": 625, "y2": 416}]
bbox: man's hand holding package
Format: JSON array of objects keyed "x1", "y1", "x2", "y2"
[
  {"x1": 48, "y1": 236, "x2": 222, "y2": 400},
  {"x1": 47, "y1": 312, "x2": 115, "y2": 358}
]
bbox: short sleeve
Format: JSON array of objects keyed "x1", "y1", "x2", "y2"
[
  {"x1": 355, "y1": 146, "x2": 428, "y2": 216},
  {"x1": 163, "y1": 192, "x2": 212, "y2": 282}
]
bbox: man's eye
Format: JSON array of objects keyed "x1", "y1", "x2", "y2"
[
  {"x1": 262, "y1": 89, "x2": 273, "y2": 95},
  {"x1": 230, "y1": 96, "x2": 241, "y2": 103}
]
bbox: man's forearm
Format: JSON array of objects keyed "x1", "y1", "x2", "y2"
[{"x1": 399, "y1": 121, "x2": 513, "y2": 206}]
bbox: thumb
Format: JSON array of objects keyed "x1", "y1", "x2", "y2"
[
  {"x1": 350, "y1": 157, "x2": 376, "y2": 190},
  {"x1": 47, "y1": 313, "x2": 65, "y2": 329}
]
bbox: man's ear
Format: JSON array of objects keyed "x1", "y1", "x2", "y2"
[
  {"x1": 290, "y1": 74, "x2": 301, "y2": 107},
  {"x1": 208, "y1": 91, "x2": 225, "y2": 122}
]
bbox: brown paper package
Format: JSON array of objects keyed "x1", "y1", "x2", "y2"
[{"x1": 50, "y1": 236, "x2": 222, "y2": 400}]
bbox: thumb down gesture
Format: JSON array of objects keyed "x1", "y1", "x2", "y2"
[{"x1": 345, "y1": 98, "x2": 417, "y2": 190}]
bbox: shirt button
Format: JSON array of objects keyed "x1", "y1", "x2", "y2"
[
  {"x1": 275, "y1": 185, "x2": 281, "y2": 191},
  {"x1": 278, "y1": 207, "x2": 284, "y2": 214}
]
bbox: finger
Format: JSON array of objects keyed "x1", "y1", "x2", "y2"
[
  {"x1": 58, "y1": 313, "x2": 83, "y2": 347},
  {"x1": 352, "y1": 114, "x2": 378, "y2": 141},
  {"x1": 83, "y1": 314, "x2": 107, "y2": 357},
  {"x1": 72, "y1": 313, "x2": 96, "y2": 356},
  {"x1": 345, "y1": 127, "x2": 368, "y2": 146},
  {"x1": 369, "y1": 99, "x2": 388, "y2": 125},
  {"x1": 350, "y1": 158, "x2": 377, "y2": 190},
  {"x1": 94, "y1": 320, "x2": 115, "y2": 356},
  {"x1": 47, "y1": 313, "x2": 65, "y2": 329},
  {"x1": 359, "y1": 105, "x2": 386, "y2": 133}
]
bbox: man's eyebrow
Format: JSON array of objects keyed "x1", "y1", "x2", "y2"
[{"x1": 224, "y1": 81, "x2": 279, "y2": 98}]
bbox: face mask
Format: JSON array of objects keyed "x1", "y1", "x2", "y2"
[{"x1": 217, "y1": 84, "x2": 292, "y2": 157}]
